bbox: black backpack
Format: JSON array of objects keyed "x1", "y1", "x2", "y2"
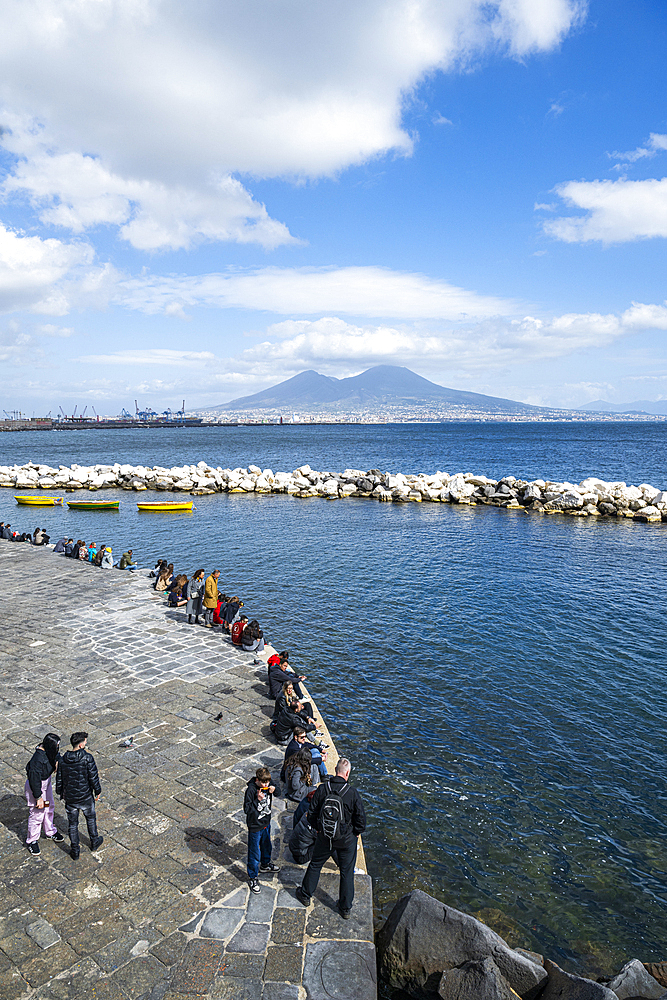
[{"x1": 320, "y1": 779, "x2": 351, "y2": 842}]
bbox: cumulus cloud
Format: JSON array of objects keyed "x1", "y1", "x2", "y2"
[
  {"x1": 608, "y1": 132, "x2": 667, "y2": 164},
  {"x1": 117, "y1": 265, "x2": 514, "y2": 320},
  {"x1": 0, "y1": 223, "x2": 96, "y2": 314},
  {"x1": 74, "y1": 348, "x2": 216, "y2": 366},
  {"x1": 544, "y1": 177, "x2": 667, "y2": 242},
  {"x1": 0, "y1": 1, "x2": 584, "y2": 184},
  {"x1": 2, "y1": 122, "x2": 296, "y2": 251}
]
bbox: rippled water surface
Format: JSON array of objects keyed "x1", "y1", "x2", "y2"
[{"x1": 2, "y1": 423, "x2": 666, "y2": 978}]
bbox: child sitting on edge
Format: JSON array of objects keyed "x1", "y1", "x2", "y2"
[{"x1": 243, "y1": 766, "x2": 281, "y2": 893}]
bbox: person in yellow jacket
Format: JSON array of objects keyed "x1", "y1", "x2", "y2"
[{"x1": 203, "y1": 570, "x2": 220, "y2": 627}]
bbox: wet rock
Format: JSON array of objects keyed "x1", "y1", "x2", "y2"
[
  {"x1": 633, "y1": 506, "x2": 662, "y2": 522},
  {"x1": 541, "y1": 959, "x2": 617, "y2": 999},
  {"x1": 377, "y1": 890, "x2": 546, "y2": 999},
  {"x1": 544, "y1": 491, "x2": 584, "y2": 511},
  {"x1": 438, "y1": 957, "x2": 519, "y2": 999},
  {"x1": 643, "y1": 964, "x2": 667, "y2": 989},
  {"x1": 606, "y1": 959, "x2": 666, "y2": 999}
]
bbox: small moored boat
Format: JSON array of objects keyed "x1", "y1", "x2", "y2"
[
  {"x1": 137, "y1": 501, "x2": 194, "y2": 512},
  {"x1": 66, "y1": 500, "x2": 120, "y2": 511},
  {"x1": 14, "y1": 496, "x2": 63, "y2": 506}
]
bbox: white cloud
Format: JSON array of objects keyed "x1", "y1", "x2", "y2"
[
  {"x1": 0, "y1": 0, "x2": 584, "y2": 258},
  {"x1": 36, "y1": 324, "x2": 74, "y2": 337},
  {"x1": 117, "y1": 265, "x2": 515, "y2": 320},
  {"x1": 75, "y1": 348, "x2": 216, "y2": 366},
  {"x1": 0, "y1": 223, "x2": 95, "y2": 314},
  {"x1": 608, "y1": 132, "x2": 667, "y2": 163},
  {"x1": 2, "y1": 124, "x2": 296, "y2": 251},
  {"x1": 544, "y1": 177, "x2": 667, "y2": 242}
]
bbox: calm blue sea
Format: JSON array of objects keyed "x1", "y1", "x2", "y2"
[{"x1": 2, "y1": 423, "x2": 666, "y2": 979}]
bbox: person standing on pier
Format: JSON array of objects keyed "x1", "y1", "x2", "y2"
[
  {"x1": 187, "y1": 569, "x2": 205, "y2": 624},
  {"x1": 296, "y1": 757, "x2": 366, "y2": 919},
  {"x1": 203, "y1": 569, "x2": 220, "y2": 627},
  {"x1": 56, "y1": 732, "x2": 103, "y2": 859},
  {"x1": 24, "y1": 733, "x2": 64, "y2": 855}
]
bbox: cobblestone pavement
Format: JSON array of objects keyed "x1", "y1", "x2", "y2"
[{"x1": 0, "y1": 543, "x2": 376, "y2": 1000}]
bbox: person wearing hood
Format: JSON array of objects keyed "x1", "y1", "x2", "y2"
[
  {"x1": 119, "y1": 549, "x2": 137, "y2": 570},
  {"x1": 101, "y1": 546, "x2": 113, "y2": 569},
  {"x1": 25, "y1": 733, "x2": 64, "y2": 855},
  {"x1": 56, "y1": 731, "x2": 103, "y2": 859}
]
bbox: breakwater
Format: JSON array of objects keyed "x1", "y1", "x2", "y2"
[{"x1": 3, "y1": 460, "x2": 667, "y2": 523}]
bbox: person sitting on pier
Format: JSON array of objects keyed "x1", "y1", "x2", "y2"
[
  {"x1": 94, "y1": 544, "x2": 107, "y2": 567},
  {"x1": 272, "y1": 682, "x2": 314, "y2": 727},
  {"x1": 168, "y1": 576, "x2": 188, "y2": 607},
  {"x1": 101, "y1": 547, "x2": 113, "y2": 569},
  {"x1": 64, "y1": 538, "x2": 75, "y2": 556},
  {"x1": 70, "y1": 539, "x2": 83, "y2": 559},
  {"x1": 222, "y1": 596, "x2": 244, "y2": 632},
  {"x1": 231, "y1": 615, "x2": 249, "y2": 645},
  {"x1": 285, "y1": 749, "x2": 320, "y2": 803},
  {"x1": 78, "y1": 541, "x2": 88, "y2": 560},
  {"x1": 152, "y1": 559, "x2": 167, "y2": 586},
  {"x1": 53, "y1": 535, "x2": 67, "y2": 552},
  {"x1": 241, "y1": 619, "x2": 267, "y2": 654},
  {"x1": 87, "y1": 542, "x2": 97, "y2": 562},
  {"x1": 32, "y1": 527, "x2": 44, "y2": 546},
  {"x1": 268, "y1": 651, "x2": 306, "y2": 700},
  {"x1": 155, "y1": 562, "x2": 174, "y2": 591},
  {"x1": 282, "y1": 728, "x2": 328, "y2": 781},
  {"x1": 272, "y1": 700, "x2": 320, "y2": 745},
  {"x1": 212, "y1": 593, "x2": 229, "y2": 626},
  {"x1": 119, "y1": 549, "x2": 137, "y2": 570}
]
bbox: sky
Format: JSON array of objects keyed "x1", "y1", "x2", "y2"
[{"x1": 1, "y1": 0, "x2": 667, "y2": 414}]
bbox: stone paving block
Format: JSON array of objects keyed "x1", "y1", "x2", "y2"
[
  {"x1": 110, "y1": 956, "x2": 169, "y2": 999},
  {"x1": 275, "y1": 889, "x2": 303, "y2": 909},
  {"x1": 149, "y1": 932, "x2": 187, "y2": 969},
  {"x1": 171, "y1": 940, "x2": 225, "y2": 995},
  {"x1": 263, "y1": 946, "x2": 303, "y2": 985},
  {"x1": 217, "y1": 887, "x2": 247, "y2": 908},
  {"x1": 226, "y1": 922, "x2": 271, "y2": 954},
  {"x1": 210, "y1": 978, "x2": 263, "y2": 999},
  {"x1": 152, "y1": 897, "x2": 204, "y2": 937},
  {"x1": 306, "y1": 874, "x2": 374, "y2": 943},
  {"x1": 25, "y1": 917, "x2": 60, "y2": 949},
  {"x1": 302, "y1": 940, "x2": 376, "y2": 1000},
  {"x1": 269, "y1": 909, "x2": 306, "y2": 946},
  {"x1": 0, "y1": 931, "x2": 42, "y2": 964},
  {"x1": 35, "y1": 957, "x2": 101, "y2": 1000},
  {"x1": 215, "y1": 954, "x2": 265, "y2": 980},
  {"x1": 82, "y1": 978, "x2": 128, "y2": 1000},
  {"x1": 95, "y1": 928, "x2": 163, "y2": 972},
  {"x1": 261, "y1": 984, "x2": 300, "y2": 1000},
  {"x1": 60, "y1": 879, "x2": 111, "y2": 907},
  {"x1": 198, "y1": 874, "x2": 244, "y2": 905},
  {"x1": 96, "y1": 850, "x2": 151, "y2": 885},
  {"x1": 27, "y1": 891, "x2": 72, "y2": 926},
  {"x1": 0, "y1": 967, "x2": 30, "y2": 1000},
  {"x1": 0, "y1": 908, "x2": 38, "y2": 939},
  {"x1": 246, "y1": 887, "x2": 276, "y2": 924},
  {"x1": 199, "y1": 908, "x2": 246, "y2": 941},
  {"x1": 20, "y1": 940, "x2": 80, "y2": 988}
]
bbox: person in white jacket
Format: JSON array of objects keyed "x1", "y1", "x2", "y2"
[{"x1": 101, "y1": 546, "x2": 113, "y2": 569}]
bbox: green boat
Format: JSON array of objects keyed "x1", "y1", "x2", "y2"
[{"x1": 66, "y1": 500, "x2": 120, "y2": 511}]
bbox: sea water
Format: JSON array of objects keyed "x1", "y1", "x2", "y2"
[{"x1": 1, "y1": 422, "x2": 666, "y2": 979}]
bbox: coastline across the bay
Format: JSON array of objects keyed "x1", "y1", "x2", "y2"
[{"x1": 3, "y1": 460, "x2": 667, "y2": 523}]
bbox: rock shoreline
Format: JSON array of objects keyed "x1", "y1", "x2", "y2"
[
  {"x1": 377, "y1": 889, "x2": 667, "y2": 1000},
  {"x1": 3, "y1": 461, "x2": 667, "y2": 523}
]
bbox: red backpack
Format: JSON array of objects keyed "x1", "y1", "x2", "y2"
[{"x1": 231, "y1": 621, "x2": 246, "y2": 645}]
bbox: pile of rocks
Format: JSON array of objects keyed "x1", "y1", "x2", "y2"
[
  {"x1": 377, "y1": 889, "x2": 667, "y2": 999},
  {"x1": 2, "y1": 461, "x2": 666, "y2": 522}
]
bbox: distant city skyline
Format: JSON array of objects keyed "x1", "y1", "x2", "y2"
[{"x1": 1, "y1": 1, "x2": 667, "y2": 413}]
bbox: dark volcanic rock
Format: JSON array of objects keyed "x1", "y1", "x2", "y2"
[
  {"x1": 376, "y1": 890, "x2": 546, "y2": 999},
  {"x1": 540, "y1": 959, "x2": 617, "y2": 999},
  {"x1": 438, "y1": 957, "x2": 518, "y2": 999}
]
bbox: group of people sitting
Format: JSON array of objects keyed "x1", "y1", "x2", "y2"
[
  {"x1": 151, "y1": 561, "x2": 268, "y2": 653},
  {"x1": 52, "y1": 538, "x2": 137, "y2": 570},
  {"x1": 0, "y1": 523, "x2": 50, "y2": 545}
]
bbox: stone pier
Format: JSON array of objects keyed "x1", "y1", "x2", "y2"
[{"x1": 0, "y1": 543, "x2": 376, "y2": 1000}]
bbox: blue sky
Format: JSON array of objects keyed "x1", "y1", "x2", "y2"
[{"x1": 1, "y1": 0, "x2": 666, "y2": 413}]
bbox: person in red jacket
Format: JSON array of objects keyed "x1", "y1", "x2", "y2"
[{"x1": 231, "y1": 615, "x2": 249, "y2": 645}]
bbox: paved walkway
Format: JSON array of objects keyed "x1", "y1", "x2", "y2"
[{"x1": 0, "y1": 543, "x2": 376, "y2": 1000}]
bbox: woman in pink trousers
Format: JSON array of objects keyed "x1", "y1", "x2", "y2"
[{"x1": 25, "y1": 733, "x2": 64, "y2": 855}]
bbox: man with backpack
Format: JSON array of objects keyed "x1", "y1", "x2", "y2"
[{"x1": 295, "y1": 757, "x2": 366, "y2": 919}]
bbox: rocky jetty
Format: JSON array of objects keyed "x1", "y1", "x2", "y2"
[
  {"x1": 377, "y1": 890, "x2": 667, "y2": 1000},
  {"x1": 2, "y1": 461, "x2": 667, "y2": 522}
]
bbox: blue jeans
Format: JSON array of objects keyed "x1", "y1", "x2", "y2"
[
  {"x1": 293, "y1": 796, "x2": 309, "y2": 827},
  {"x1": 310, "y1": 749, "x2": 328, "y2": 780},
  {"x1": 247, "y1": 826, "x2": 271, "y2": 878}
]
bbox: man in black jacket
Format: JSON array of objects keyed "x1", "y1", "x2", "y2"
[
  {"x1": 296, "y1": 757, "x2": 366, "y2": 919},
  {"x1": 56, "y1": 731, "x2": 103, "y2": 859},
  {"x1": 273, "y1": 702, "x2": 320, "y2": 744}
]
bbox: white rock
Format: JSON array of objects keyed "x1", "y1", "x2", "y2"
[
  {"x1": 322, "y1": 479, "x2": 339, "y2": 494},
  {"x1": 607, "y1": 959, "x2": 665, "y2": 999},
  {"x1": 248, "y1": 464, "x2": 261, "y2": 475}
]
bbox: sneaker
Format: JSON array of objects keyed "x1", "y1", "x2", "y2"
[
  {"x1": 27, "y1": 841, "x2": 41, "y2": 855},
  {"x1": 47, "y1": 832, "x2": 65, "y2": 843},
  {"x1": 318, "y1": 742, "x2": 330, "y2": 750},
  {"x1": 249, "y1": 878, "x2": 261, "y2": 893},
  {"x1": 337, "y1": 904, "x2": 351, "y2": 920},
  {"x1": 295, "y1": 886, "x2": 310, "y2": 907},
  {"x1": 313, "y1": 730, "x2": 325, "y2": 738},
  {"x1": 259, "y1": 862, "x2": 281, "y2": 875}
]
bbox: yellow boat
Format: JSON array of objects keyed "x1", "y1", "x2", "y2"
[
  {"x1": 14, "y1": 496, "x2": 63, "y2": 506},
  {"x1": 137, "y1": 501, "x2": 194, "y2": 512}
]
